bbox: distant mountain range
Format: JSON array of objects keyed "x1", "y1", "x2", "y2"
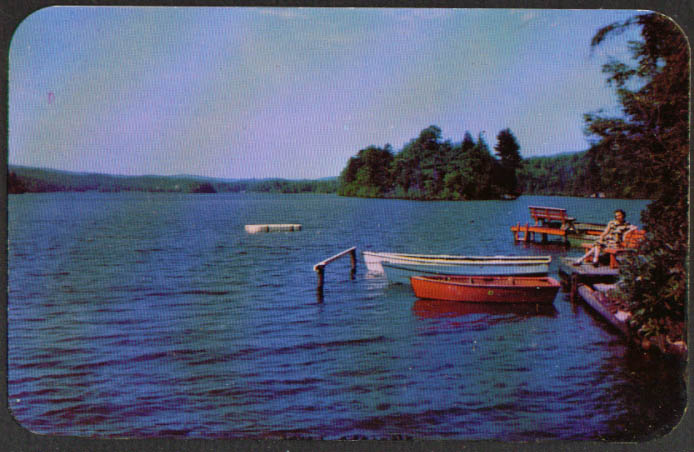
[{"x1": 8, "y1": 165, "x2": 338, "y2": 194}]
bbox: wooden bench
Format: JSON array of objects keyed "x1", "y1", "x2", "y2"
[
  {"x1": 582, "y1": 229, "x2": 646, "y2": 268},
  {"x1": 528, "y1": 206, "x2": 575, "y2": 228}
]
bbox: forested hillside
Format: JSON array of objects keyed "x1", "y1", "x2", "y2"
[
  {"x1": 7, "y1": 144, "x2": 664, "y2": 200},
  {"x1": 517, "y1": 152, "x2": 596, "y2": 197},
  {"x1": 7, "y1": 166, "x2": 337, "y2": 194}
]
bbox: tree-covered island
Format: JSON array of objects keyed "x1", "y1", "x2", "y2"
[{"x1": 338, "y1": 126, "x2": 523, "y2": 200}]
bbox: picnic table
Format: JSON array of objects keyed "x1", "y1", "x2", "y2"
[{"x1": 528, "y1": 206, "x2": 576, "y2": 228}]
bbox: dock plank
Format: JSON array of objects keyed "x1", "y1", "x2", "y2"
[
  {"x1": 510, "y1": 225, "x2": 567, "y2": 236},
  {"x1": 558, "y1": 257, "x2": 619, "y2": 304},
  {"x1": 558, "y1": 257, "x2": 619, "y2": 277}
]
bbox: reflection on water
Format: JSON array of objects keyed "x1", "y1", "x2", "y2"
[
  {"x1": 412, "y1": 298, "x2": 559, "y2": 319},
  {"x1": 601, "y1": 348, "x2": 687, "y2": 441},
  {"x1": 514, "y1": 241, "x2": 573, "y2": 253}
]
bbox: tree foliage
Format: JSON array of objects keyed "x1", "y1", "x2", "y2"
[
  {"x1": 7, "y1": 166, "x2": 338, "y2": 194},
  {"x1": 191, "y1": 182, "x2": 217, "y2": 193},
  {"x1": 338, "y1": 126, "x2": 520, "y2": 200},
  {"x1": 587, "y1": 13, "x2": 688, "y2": 345},
  {"x1": 8, "y1": 171, "x2": 27, "y2": 194},
  {"x1": 494, "y1": 128, "x2": 523, "y2": 194},
  {"x1": 338, "y1": 145, "x2": 394, "y2": 197},
  {"x1": 515, "y1": 152, "x2": 601, "y2": 196}
]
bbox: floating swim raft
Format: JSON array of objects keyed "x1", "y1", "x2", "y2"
[{"x1": 244, "y1": 224, "x2": 302, "y2": 233}]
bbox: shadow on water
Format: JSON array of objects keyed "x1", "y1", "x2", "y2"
[
  {"x1": 601, "y1": 348, "x2": 687, "y2": 442},
  {"x1": 514, "y1": 240, "x2": 571, "y2": 253}
]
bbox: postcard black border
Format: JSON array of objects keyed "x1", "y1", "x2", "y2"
[{"x1": 1, "y1": 1, "x2": 692, "y2": 451}]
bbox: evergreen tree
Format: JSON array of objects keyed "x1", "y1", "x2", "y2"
[
  {"x1": 461, "y1": 131, "x2": 475, "y2": 153},
  {"x1": 462, "y1": 133, "x2": 502, "y2": 199},
  {"x1": 390, "y1": 125, "x2": 444, "y2": 199},
  {"x1": 494, "y1": 128, "x2": 522, "y2": 193},
  {"x1": 494, "y1": 129, "x2": 522, "y2": 169}
]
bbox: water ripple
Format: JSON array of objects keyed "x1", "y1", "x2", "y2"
[{"x1": 8, "y1": 193, "x2": 682, "y2": 440}]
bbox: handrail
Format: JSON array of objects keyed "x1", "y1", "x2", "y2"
[
  {"x1": 314, "y1": 247, "x2": 357, "y2": 299},
  {"x1": 313, "y1": 247, "x2": 357, "y2": 271}
]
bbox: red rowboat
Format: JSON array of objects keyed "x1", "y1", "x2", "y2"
[{"x1": 410, "y1": 275, "x2": 561, "y2": 303}]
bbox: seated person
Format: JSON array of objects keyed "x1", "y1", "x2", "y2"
[{"x1": 574, "y1": 209, "x2": 637, "y2": 266}]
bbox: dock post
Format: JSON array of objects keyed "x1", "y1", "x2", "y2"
[
  {"x1": 524, "y1": 223, "x2": 530, "y2": 243},
  {"x1": 514, "y1": 222, "x2": 520, "y2": 241},
  {"x1": 350, "y1": 248, "x2": 357, "y2": 279},
  {"x1": 570, "y1": 274, "x2": 579, "y2": 304},
  {"x1": 316, "y1": 265, "x2": 325, "y2": 290},
  {"x1": 316, "y1": 264, "x2": 325, "y2": 302}
]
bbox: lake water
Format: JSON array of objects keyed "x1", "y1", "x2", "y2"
[{"x1": 7, "y1": 193, "x2": 685, "y2": 440}]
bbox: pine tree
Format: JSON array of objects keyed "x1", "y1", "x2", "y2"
[{"x1": 494, "y1": 128, "x2": 522, "y2": 193}]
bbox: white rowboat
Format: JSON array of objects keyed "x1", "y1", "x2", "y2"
[{"x1": 363, "y1": 251, "x2": 551, "y2": 284}]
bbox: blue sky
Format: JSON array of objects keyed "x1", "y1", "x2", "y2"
[{"x1": 9, "y1": 7, "x2": 641, "y2": 179}]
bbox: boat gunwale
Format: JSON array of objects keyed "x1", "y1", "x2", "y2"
[
  {"x1": 363, "y1": 251, "x2": 552, "y2": 265},
  {"x1": 572, "y1": 222, "x2": 606, "y2": 229},
  {"x1": 381, "y1": 262, "x2": 551, "y2": 281},
  {"x1": 380, "y1": 261, "x2": 551, "y2": 271},
  {"x1": 411, "y1": 275, "x2": 561, "y2": 290}
]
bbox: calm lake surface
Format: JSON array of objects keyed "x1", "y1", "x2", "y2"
[{"x1": 8, "y1": 193, "x2": 685, "y2": 440}]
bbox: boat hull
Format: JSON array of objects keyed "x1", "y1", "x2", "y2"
[
  {"x1": 364, "y1": 252, "x2": 551, "y2": 284},
  {"x1": 566, "y1": 223, "x2": 605, "y2": 248},
  {"x1": 411, "y1": 275, "x2": 561, "y2": 303},
  {"x1": 566, "y1": 233, "x2": 598, "y2": 248}
]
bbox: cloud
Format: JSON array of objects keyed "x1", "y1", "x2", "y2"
[
  {"x1": 256, "y1": 8, "x2": 304, "y2": 20},
  {"x1": 518, "y1": 10, "x2": 538, "y2": 24}
]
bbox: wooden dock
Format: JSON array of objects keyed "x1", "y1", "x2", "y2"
[
  {"x1": 558, "y1": 257, "x2": 630, "y2": 335},
  {"x1": 558, "y1": 257, "x2": 619, "y2": 277},
  {"x1": 557, "y1": 257, "x2": 618, "y2": 303},
  {"x1": 511, "y1": 222, "x2": 568, "y2": 244},
  {"x1": 559, "y1": 261, "x2": 687, "y2": 358},
  {"x1": 511, "y1": 206, "x2": 574, "y2": 244},
  {"x1": 511, "y1": 206, "x2": 602, "y2": 247}
]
